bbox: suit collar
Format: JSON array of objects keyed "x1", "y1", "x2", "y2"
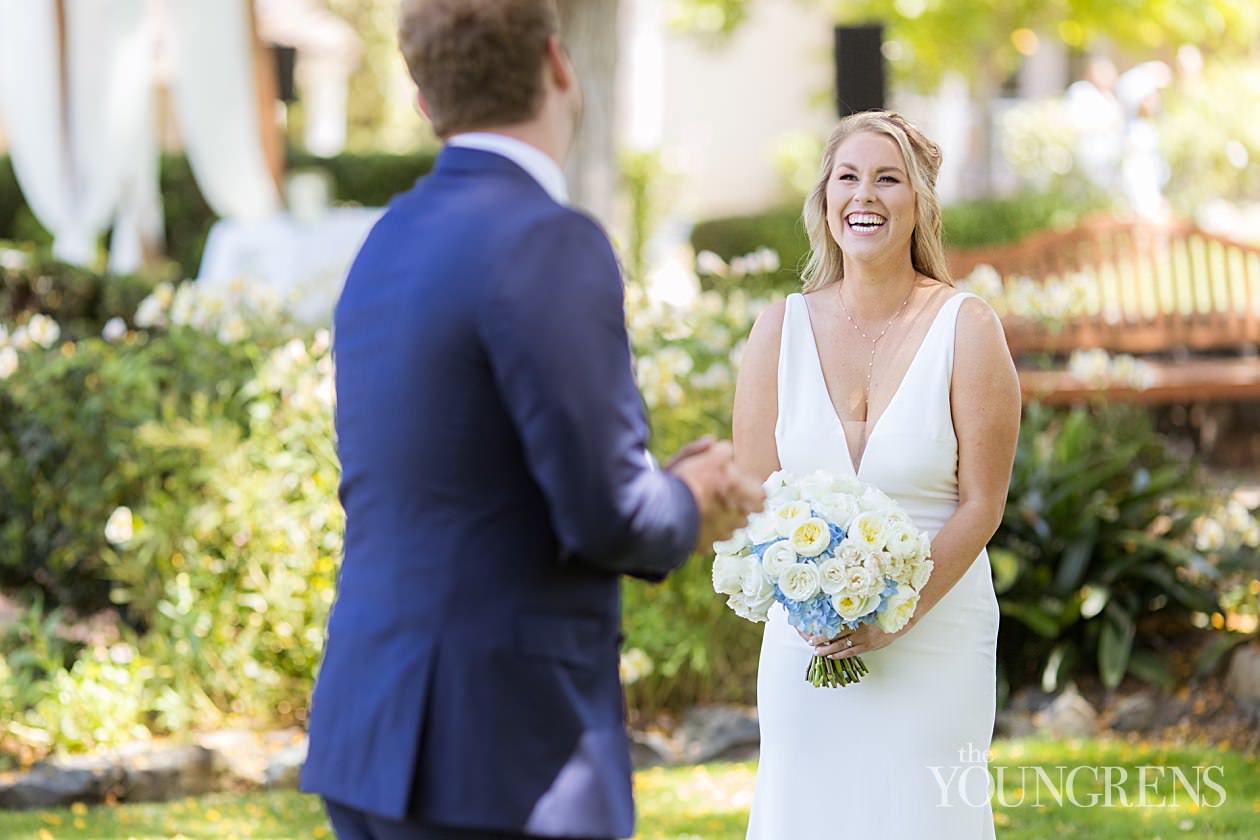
[{"x1": 439, "y1": 134, "x2": 569, "y2": 204}]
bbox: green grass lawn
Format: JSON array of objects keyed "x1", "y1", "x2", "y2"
[{"x1": 0, "y1": 739, "x2": 1256, "y2": 839}]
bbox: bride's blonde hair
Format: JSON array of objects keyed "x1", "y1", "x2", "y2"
[{"x1": 801, "y1": 111, "x2": 952, "y2": 292}]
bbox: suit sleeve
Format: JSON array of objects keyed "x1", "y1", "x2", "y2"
[{"x1": 478, "y1": 210, "x2": 699, "y2": 581}]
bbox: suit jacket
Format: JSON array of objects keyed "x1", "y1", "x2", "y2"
[{"x1": 300, "y1": 146, "x2": 699, "y2": 839}]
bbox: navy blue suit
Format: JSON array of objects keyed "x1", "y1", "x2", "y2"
[{"x1": 300, "y1": 146, "x2": 699, "y2": 839}]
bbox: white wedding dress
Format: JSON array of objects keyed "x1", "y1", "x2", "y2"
[{"x1": 746, "y1": 291, "x2": 999, "y2": 839}]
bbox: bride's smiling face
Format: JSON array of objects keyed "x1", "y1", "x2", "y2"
[{"x1": 825, "y1": 131, "x2": 916, "y2": 262}]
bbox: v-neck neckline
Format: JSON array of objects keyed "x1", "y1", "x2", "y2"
[{"x1": 797, "y1": 291, "x2": 961, "y2": 476}]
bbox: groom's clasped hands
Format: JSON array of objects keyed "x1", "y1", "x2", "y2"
[{"x1": 666, "y1": 437, "x2": 766, "y2": 553}]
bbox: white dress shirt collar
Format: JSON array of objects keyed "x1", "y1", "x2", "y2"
[{"x1": 447, "y1": 132, "x2": 569, "y2": 204}]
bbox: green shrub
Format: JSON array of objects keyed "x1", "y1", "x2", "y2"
[
  {"x1": 994, "y1": 402, "x2": 1254, "y2": 693},
  {"x1": 690, "y1": 206, "x2": 807, "y2": 297},
  {"x1": 0, "y1": 242, "x2": 171, "y2": 339}
]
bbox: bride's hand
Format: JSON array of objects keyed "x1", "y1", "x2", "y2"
[{"x1": 808, "y1": 624, "x2": 902, "y2": 659}]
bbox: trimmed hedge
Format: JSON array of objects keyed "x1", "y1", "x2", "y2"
[{"x1": 0, "y1": 151, "x2": 438, "y2": 280}]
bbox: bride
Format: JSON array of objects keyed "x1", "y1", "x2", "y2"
[{"x1": 731, "y1": 111, "x2": 1021, "y2": 837}]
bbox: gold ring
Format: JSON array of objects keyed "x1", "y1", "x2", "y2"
[{"x1": 846, "y1": 638, "x2": 853, "y2": 648}]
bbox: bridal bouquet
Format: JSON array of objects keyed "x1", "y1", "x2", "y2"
[{"x1": 711, "y1": 469, "x2": 933, "y2": 687}]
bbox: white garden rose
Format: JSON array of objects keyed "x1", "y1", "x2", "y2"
[
  {"x1": 740, "y1": 561, "x2": 776, "y2": 615},
  {"x1": 727, "y1": 592, "x2": 770, "y2": 622},
  {"x1": 829, "y1": 473, "x2": 864, "y2": 495},
  {"x1": 859, "y1": 486, "x2": 897, "y2": 512},
  {"x1": 817, "y1": 557, "x2": 848, "y2": 595},
  {"x1": 746, "y1": 512, "x2": 780, "y2": 546},
  {"x1": 797, "y1": 470, "x2": 835, "y2": 502},
  {"x1": 778, "y1": 562, "x2": 822, "y2": 602},
  {"x1": 876, "y1": 584, "x2": 920, "y2": 633},
  {"x1": 760, "y1": 540, "x2": 798, "y2": 581},
  {"x1": 881, "y1": 550, "x2": 913, "y2": 585},
  {"x1": 832, "y1": 592, "x2": 880, "y2": 622},
  {"x1": 789, "y1": 517, "x2": 832, "y2": 557},
  {"x1": 910, "y1": 558, "x2": 934, "y2": 591},
  {"x1": 762, "y1": 469, "x2": 791, "y2": 495},
  {"x1": 917, "y1": 532, "x2": 932, "y2": 562},
  {"x1": 884, "y1": 518, "x2": 920, "y2": 559},
  {"x1": 815, "y1": 493, "x2": 860, "y2": 531},
  {"x1": 772, "y1": 500, "x2": 812, "y2": 538},
  {"x1": 842, "y1": 562, "x2": 877, "y2": 597},
  {"x1": 740, "y1": 559, "x2": 771, "y2": 604},
  {"x1": 711, "y1": 554, "x2": 746, "y2": 595},
  {"x1": 850, "y1": 511, "x2": 890, "y2": 552},
  {"x1": 713, "y1": 530, "x2": 750, "y2": 555}
]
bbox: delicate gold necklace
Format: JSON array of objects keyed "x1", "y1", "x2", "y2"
[{"x1": 837, "y1": 283, "x2": 915, "y2": 418}]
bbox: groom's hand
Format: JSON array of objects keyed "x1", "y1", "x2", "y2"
[{"x1": 668, "y1": 439, "x2": 766, "y2": 553}]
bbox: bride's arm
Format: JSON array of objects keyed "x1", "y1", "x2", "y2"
[
  {"x1": 732, "y1": 299, "x2": 787, "y2": 482},
  {"x1": 911, "y1": 296, "x2": 1021, "y2": 622}
]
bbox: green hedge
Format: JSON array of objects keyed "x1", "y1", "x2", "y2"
[
  {"x1": 0, "y1": 152, "x2": 437, "y2": 280},
  {"x1": 0, "y1": 242, "x2": 171, "y2": 339}
]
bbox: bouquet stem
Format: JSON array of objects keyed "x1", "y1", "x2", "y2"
[{"x1": 806, "y1": 654, "x2": 868, "y2": 687}]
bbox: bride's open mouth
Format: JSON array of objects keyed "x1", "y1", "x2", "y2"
[{"x1": 846, "y1": 212, "x2": 886, "y2": 234}]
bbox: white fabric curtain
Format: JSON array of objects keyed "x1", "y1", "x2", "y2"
[
  {"x1": 0, "y1": 0, "x2": 157, "y2": 267},
  {"x1": 166, "y1": 0, "x2": 279, "y2": 221},
  {"x1": 0, "y1": 1, "x2": 77, "y2": 259}
]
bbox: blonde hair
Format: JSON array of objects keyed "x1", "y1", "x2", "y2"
[{"x1": 801, "y1": 111, "x2": 952, "y2": 292}]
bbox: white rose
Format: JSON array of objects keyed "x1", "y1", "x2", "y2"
[
  {"x1": 815, "y1": 493, "x2": 860, "y2": 531},
  {"x1": 713, "y1": 530, "x2": 749, "y2": 556},
  {"x1": 910, "y1": 558, "x2": 934, "y2": 591},
  {"x1": 830, "y1": 473, "x2": 864, "y2": 495},
  {"x1": 817, "y1": 557, "x2": 847, "y2": 595},
  {"x1": 0, "y1": 346, "x2": 17, "y2": 380},
  {"x1": 917, "y1": 532, "x2": 933, "y2": 562},
  {"x1": 746, "y1": 512, "x2": 780, "y2": 545},
  {"x1": 881, "y1": 550, "x2": 913, "y2": 585},
  {"x1": 760, "y1": 541, "x2": 798, "y2": 581},
  {"x1": 832, "y1": 592, "x2": 880, "y2": 622},
  {"x1": 876, "y1": 584, "x2": 920, "y2": 634},
  {"x1": 728, "y1": 591, "x2": 771, "y2": 623},
  {"x1": 711, "y1": 554, "x2": 745, "y2": 595},
  {"x1": 789, "y1": 517, "x2": 832, "y2": 558},
  {"x1": 859, "y1": 486, "x2": 897, "y2": 512},
  {"x1": 778, "y1": 562, "x2": 822, "y2": 602},
  {"x1": 797, "y1": 470, "x2": 836, "y2": 502},
  {"x1": 105, "y1": 506, "x2": 135, "y2": 546},
  {"x1": 772, "y1": 501, "x2": 812, "y2": 538},
  {"x1": 842, "y1": 562, "x2": 877, "y2": 596},
  {"x1": 885, "y1": 518, "x2": 920, "y2": 557},
  {"x1": 762, "y1": 469, "x2": 792, "y2": 496},
  {"x1": 850, "y1": 511, "x2": 890, "y2": 552},
  {"x1": 741, "y1": 560, "x2": 776, "y2": 614},
  {"x1": 101, "y1": 317, "x2": 128, "y2": 343}
]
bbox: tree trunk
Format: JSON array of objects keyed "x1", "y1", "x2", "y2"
[{"x1": 556, "y1": 0, "x2": 619, "y2": 225}]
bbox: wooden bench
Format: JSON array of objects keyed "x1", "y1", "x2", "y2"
[{"x1": 946, "y1": 216, "x2": 1260, "y2": 405}]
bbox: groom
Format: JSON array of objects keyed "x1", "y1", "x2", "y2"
[{"x1": 300, "y1": 1, "x2": 765, "y2": 838}]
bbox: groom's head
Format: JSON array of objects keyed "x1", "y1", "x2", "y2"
[{"x1": 399, "y1": 0, "x2": 580, "y2": 143}]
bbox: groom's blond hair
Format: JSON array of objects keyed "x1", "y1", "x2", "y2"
[
  {"x1": 801, "y1": 111, "x2": 952, "y2": 292},
  {"x1": 399, "y1": 0, "x2": 560, "y2": 137}
]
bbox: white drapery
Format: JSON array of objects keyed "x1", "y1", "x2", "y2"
[
  {"x1": 0, "y1": 0, "x2": 282, "y2": 269},
  {"x1": 166, "y1": 0, "x2": 280, "y2": 221},
  {"x1": 0, "y1": 0, "x2": 158, "y2": 269}
]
